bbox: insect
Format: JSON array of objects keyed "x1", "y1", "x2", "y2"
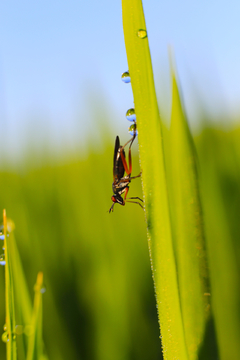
[{"x1": 109, "y1": 134, "x2": 143, "y2": 213}]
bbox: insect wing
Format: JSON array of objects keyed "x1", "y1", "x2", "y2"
[
  {"x1": 113, "y1": 136, "x2": 125, "y2": 181},
  {"x1": 113, "y1": 136, "x2": 120, "y2": 170}
]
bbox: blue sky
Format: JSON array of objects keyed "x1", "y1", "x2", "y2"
[{"x1": 0, "y1": 0, "x2": 240, "y2": 157}]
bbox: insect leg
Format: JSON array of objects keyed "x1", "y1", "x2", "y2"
[
  {"x1": 127, "y1": 196, "x2": 143, "y2": 202},
  {"x1": 122, "y1": 133, "x2": 136, "y2": 150},
  {"x1": 120, "y1": 148, "x2": 131, "y2": 175},
  {"x1": 119, "y1": 131, "x2": 137, "y2": 176},
  {"x1": 129, "y1": 172, "x2": 142, "y2": 180},
  {"x1": 120, "y1": 134, "x2": 137, "y2": 175},
  {"x1": 123, "y1": 186, "x2": 129, "y2": 201},
  {"x1": 125, "y1": 200, "x2": 144, "y2": 209},
  {"x1": 109, "y1": 202, "x2": 115, "y2": 213}
]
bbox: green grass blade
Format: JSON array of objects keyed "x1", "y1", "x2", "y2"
[
  {"x1": 3, "y1": 210, "x2": 17, "y2": 360},
  {"x1": 9, "y1": 232, "x2": 33, "y2": 359},
  {"x1": 26, "y1": 272, "x2": 45, "y2": 360},
  {"x1": 169, "y1": 68, "x2": 210, "y2": 359},
  {"x1": 204, "y1": 172, "x2": 240, "y2": 360},
  {"x1": 197, "y1": 128, "x2": 240, "y2": 360},
  {"x1": 122, "y1": 1, "x2": 188, "y2": 359},
  {"x1": 8, "y1": 226, "x2": 48, "y2": 360}
]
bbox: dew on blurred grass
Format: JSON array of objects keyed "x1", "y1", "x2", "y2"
[
  {"x1": 0, "y1": 254, "x2": 6, "y2": 266},
  {"x1": 1, "y1": 331, "x2": 9, "y2": 343}
]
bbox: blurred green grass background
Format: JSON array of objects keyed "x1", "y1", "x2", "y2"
[
  {"x1": 0, "y1": 129, "x2": 162, "y2": 360},
  {"x1": 1, "y1": 118, "x2": 240, "y2": 359}
]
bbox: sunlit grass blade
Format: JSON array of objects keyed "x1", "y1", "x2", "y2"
[
  {"x1": 204, "y1": 174, "x2": 240, "y2": 360},
  {"x1": 122, "y1": 1, "x2": 188, "y2": 358},
  {"x1": 2, "y1": 209, "x2": 17, "y2": 360},
  {"x1": 198, "y1": 128, "x2": 240, "y2": 360},
  {"x1": 169, "y1": 67, "x2": 210, "y2": 359},
  {"x1": 26, "y1": 272, "x2": 47, "y2": 360},
  {"x1": 8, "y1": 225, "x2": 48, "y2": 360},
  {"x1": 9, "y1": 233, "x2": 33, "y2": 359}
]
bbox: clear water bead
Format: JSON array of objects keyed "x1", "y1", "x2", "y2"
[
  {"x1": 137, "y1": 29, "x2": 147, "y2": 39},
  {"x1": 121, "y1": 71, "x2": 131, "y2": 83},
  {"x1": 129, "y1": 124, "x2": 138, "y2": 136},
  {"x1": 126, "y1": 108, "x2": 136, "y2": 122}
]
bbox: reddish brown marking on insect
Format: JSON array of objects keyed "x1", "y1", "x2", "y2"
[{"x1": 109, "y1": 135, "x2": 143, "y2": 213}]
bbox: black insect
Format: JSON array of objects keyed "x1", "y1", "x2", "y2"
[{"x1": 109, "y1": 135, "x2": 143, "y2": 212}]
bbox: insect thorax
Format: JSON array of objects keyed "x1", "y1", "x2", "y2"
[{"x1": 112, "y1": 179, "x2": 130, "y2": 195}]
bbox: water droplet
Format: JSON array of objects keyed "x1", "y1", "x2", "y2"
[
  {"x1": 33, "y1": 283, "x2": 46, "y2": 294},
  {"x1": 126, "y1": 108, "x2": 136, "y2": 122},
  {"x1": 40, "y1": 286, "x2": 46, "y2": 294},
  {"x1": 137, "y1": 29, "x2": 147, "y2": 39},
  {"x1": 24, "y1": 325, "x2": 33, "y2": 337},
  {"x1": 0, "y1": 254, "x2": 6, "y2": 266},
  {"x1": 2, "y1": 246, "x2": 4, "y2": 251},
  {"x1": 2, "y1": 331, "x2": 9, "y2": 343},
  {"x1": 0, "y1": 219, "x2": 15, "y2": 234},
  {"x1": 12, "y1": 333, "x2": 16, "y2": 340},
  {"x1": 6, "y1": 220, "x2": 15, "y2": 233},
  {"x1": 128, "y1": 124, "x2": 138, "y2": 136},
  {"x1": 15, "y1": 325, "x2": 23, "y2": 335},
  {"x1": 3, "y1": 324, "x2": 7, "y2": 332},
  {"x1": 0, "y1": 235, "x2": 4, "y2": 241},
  {"x1": 121, "y1": 71, "x2": 131, "y2": 83}
]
